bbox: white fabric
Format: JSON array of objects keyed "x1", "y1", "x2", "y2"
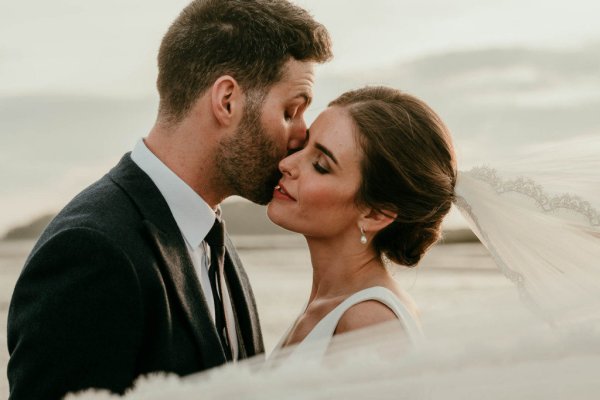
[
  {"x1": 455, "y1": 167, "x2": 600, "y2": 323},
  {"x1": 131, "y1": 139, "x2": 238, "y2": 358},
  {"x1": 72, "y1": 136, "x2": 600, "y2": 400},
  {"x1": 271, "y1": 286, "x2": 422, "y2": 362}
]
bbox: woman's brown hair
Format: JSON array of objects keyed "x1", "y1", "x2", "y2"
[{"x1": 330, "y1": 86, "x2": 457, "y2": 266}]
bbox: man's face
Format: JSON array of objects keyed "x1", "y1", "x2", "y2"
[{"x1": 216, "y1": 59, "x2": 315, "y2": 204}]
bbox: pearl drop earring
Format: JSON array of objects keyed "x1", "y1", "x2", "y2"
[{"x1": 360, "y1": 226, "x2": 367, "y2": 244}]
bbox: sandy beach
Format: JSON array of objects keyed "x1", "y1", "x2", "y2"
[{"x1": 0, "y1": 237, "x2": 514, "y2": 399}]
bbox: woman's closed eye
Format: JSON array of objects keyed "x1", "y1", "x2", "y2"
[{"x1": 312, "y1": 157, "x2": 330, "y2": 174}]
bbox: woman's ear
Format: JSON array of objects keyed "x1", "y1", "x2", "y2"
[
  {"x1": 211, "y1": 75, "x2": 241, "y2": 127},
  {"x1": 358, "y1": 208, "x2": 397, "y2": 237}
]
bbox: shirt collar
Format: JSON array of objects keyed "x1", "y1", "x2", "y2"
[{"x1": 131, "y1": 138, "x2": 216, "y2": 248}]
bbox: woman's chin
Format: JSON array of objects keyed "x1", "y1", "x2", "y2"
[{"x1": 267, "y1": 203, "x2": 300, "y2": 233}]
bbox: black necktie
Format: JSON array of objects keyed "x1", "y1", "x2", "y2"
[{"x1": 205, "y1": 218, "x2": 232, "y2": 360}]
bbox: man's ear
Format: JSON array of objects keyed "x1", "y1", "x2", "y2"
[
  {"x1": 358, "y1": 208, "x2": 397, "y2": 236},
  {"x1": 211, "y1": 75, "x2": 241, "y2": 127}
]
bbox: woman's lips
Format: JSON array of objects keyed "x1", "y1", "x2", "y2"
[{"x1": 273, "y1": 183, "x2": 296, "y2": 201}]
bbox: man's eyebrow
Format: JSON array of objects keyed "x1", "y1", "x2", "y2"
[
  {"x1": 294, "y1": 91, "x2": 312, "y2": 106},
  {"x1": 315, "y1": 142, "x2": 338, "y2": 165}
]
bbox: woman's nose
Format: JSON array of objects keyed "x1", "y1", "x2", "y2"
[{"x1": 278, "y1": 150, "x2": 300, "y2": 178}]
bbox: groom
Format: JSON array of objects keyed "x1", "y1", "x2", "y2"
[{"x1": 6, "y1": 1, "x2": 332, "y2": 399}]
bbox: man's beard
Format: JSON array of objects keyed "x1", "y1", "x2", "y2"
[{"x1": 215, "y1": 96, "x2": 283, "y2": 205}]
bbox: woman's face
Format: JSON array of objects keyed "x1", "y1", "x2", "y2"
[{"x1": 267, "y1": 106, "x2": 364, "y2": 238}]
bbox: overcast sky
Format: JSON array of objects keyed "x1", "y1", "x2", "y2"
[
  {"x1": 1, "y1": 0, "x2": 599, "y2": 233},
  {"x1": 2, "y1": 0, "x2": 600, "y2": 98}
]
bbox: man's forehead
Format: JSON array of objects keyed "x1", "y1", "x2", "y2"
[
  {"x1": 283, "y1": 58, "x2": 315, "y2": 78},
  {"x1": 263, "y1": 59, "x2": 315, "y2": 105},
  {"x1": 280, "y1": 60, "x2": 315, "y2": 91}
]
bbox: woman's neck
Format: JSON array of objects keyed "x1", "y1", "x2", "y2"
[{"x1": 305, "y1": 234, "x2": 388, "y2": 303}]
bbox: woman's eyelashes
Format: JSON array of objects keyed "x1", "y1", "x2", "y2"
[{"x1": 312, "y1": 157, "x2": 330, "y2": 174}]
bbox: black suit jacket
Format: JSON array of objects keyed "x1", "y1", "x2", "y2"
[{"x1": 7, "y1": 154, "x2": 264, "y2": 399}]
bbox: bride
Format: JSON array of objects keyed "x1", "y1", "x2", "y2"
[
  {"x1": 266, "y1": 86, "x2": 453, "y2": 357},
  {"x1": 73, "y1": 86, "x2": 600, "y2": 399}
]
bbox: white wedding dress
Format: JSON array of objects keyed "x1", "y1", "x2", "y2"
[
  {"x1": 269, "y1": 286, "x2": 423, "y2": 364},
  {"x1": 71, "y1": 134, "x2": 600, "y2": 400}
]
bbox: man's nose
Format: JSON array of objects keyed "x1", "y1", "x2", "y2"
[{"x1": 287, "y1": 119, "x2": 308, "y2": 150}]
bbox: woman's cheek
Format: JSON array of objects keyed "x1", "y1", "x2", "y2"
[{"x1": 302, "y1": 182, "x2": 333, "y2": 208}]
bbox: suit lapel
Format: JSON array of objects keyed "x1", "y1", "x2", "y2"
[
  {"x1": 143, "y1": 221, "x2": 227, "y2": 368},
  {"x1": 108, "y1": 153, "x2": 227, "y2": 368},
  {"x1": 224, "y1": 234, "x2": 264, "y2": 357}
]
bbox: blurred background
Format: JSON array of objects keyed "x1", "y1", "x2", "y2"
[
  {"x1": 1, "y1": 0, "x2": 600, "y2": 236},
  {"x1": 1, "y1": 0, "x2": 600, "y2": 397}
]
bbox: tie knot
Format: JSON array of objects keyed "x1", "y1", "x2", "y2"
[{"x1": 205, "y1": 218, "x2": 225, "y2": 248}]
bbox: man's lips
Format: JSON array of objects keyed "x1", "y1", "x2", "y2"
[{"x1": 273, "y1": 183, "x2": 296, "y2": 201}]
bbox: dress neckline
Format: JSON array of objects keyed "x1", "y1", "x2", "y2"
[{"x1": 272, "y1": 286, "x2": 420, "y2": 357}]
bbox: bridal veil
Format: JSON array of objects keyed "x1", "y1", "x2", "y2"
[{"x1": 71, "y1": 135, "x2": 600, "y2": 399}]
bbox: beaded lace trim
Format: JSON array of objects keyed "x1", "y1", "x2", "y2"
[
  {"x1": 453, "y1": 195, "x2": 526, "y2": 287},
  {"x1": 454, "y1": 166, "x2": 600, "y2": 320},
  {"x1": 467, "y1": 166, "x2": 599, "y2": 226}
]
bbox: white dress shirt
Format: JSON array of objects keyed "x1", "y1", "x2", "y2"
[{"x1": 131, "y1": 139, "x2": 238, "y2": 359}]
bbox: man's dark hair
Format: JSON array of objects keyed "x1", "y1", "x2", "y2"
[{"x1": 157, "y1": 0, "x2": 333, "y2": 123}]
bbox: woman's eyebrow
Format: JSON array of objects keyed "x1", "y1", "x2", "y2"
[{"x1": 315, "y1": 142, "x2": 338, "y2": 165}]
